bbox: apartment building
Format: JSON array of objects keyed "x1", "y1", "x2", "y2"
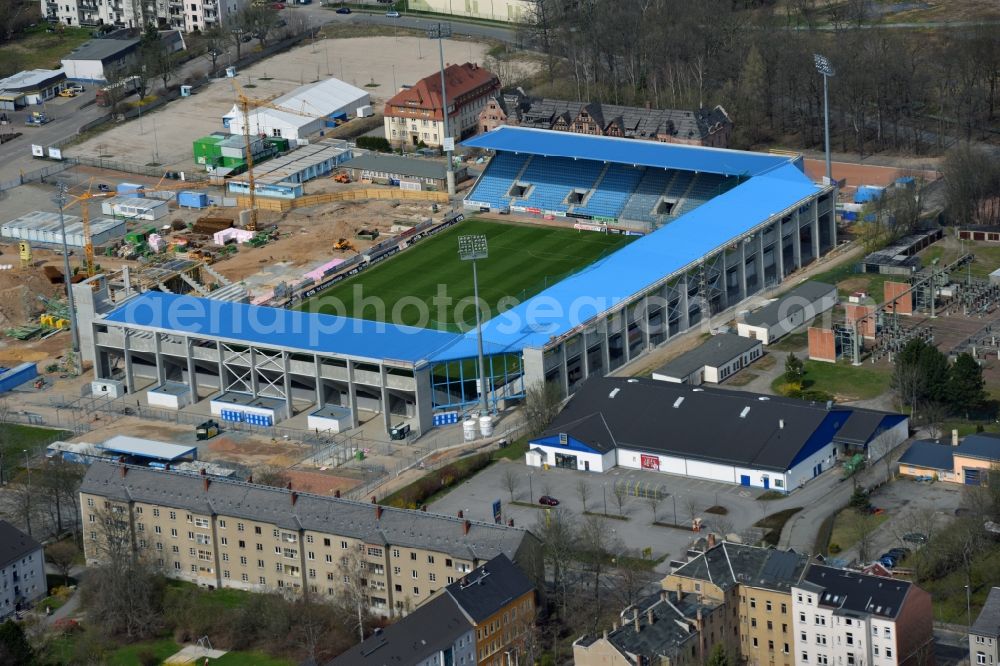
[
  {"x1": 384, "y1": 63, "x2": 499, "y2": 149},
  {"x1": 79, "y1": 462, "x2": 541, "y2": 616},
  {"x1": 662, "y1": 538, "x2": 810, "y2": 666},
  {"x1": 333, "y1": 554, "x2": 536, "y2": 666},
  {"x1": 971, "y1": 588, "x2": 1000, "y2": 666},
  {"x1": 574, "y1": 590, "x2": 727, "y2": 666},
  {"x1": 792, "y1": 565, "x2": 934, "y2": 666},
  {"x1": 0, "y1": 521, "x2": 47, "y2": 619},
  {"x1": 44, "y1": 0, "x2": 243, "y2": 32}
]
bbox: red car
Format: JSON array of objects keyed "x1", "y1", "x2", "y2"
[
  {"x1": 538, "y1": 496, "x2": 559, "y2": 506},
  {"x1": 271, "y1": 2, "x2": 285, "y2": 8}
]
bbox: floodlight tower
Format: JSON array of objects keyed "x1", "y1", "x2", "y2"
[
  {"x1": 427, "y1": 22, "x2": 456, "y2": 196},
  {"x1": 814, "y1": 53, "x2": 835, "y2": 186},
  {"x1": 458, "y1": 234, "x2": 489, "y2": 417},
  {"x1": 53, "y1": 185, "x2": 81, "y2": 375}
]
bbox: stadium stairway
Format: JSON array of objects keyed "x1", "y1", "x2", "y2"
[{"x1": 620, "y1": 168, "x2": 678, "y2": 227}]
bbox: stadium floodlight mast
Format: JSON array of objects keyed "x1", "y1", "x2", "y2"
[
  {"x1": 813, "y1": 53, "x2": 835, "y2": 186},
  {"x1": 458, "y1": 234, "x2": 489, "y2": 417},
  {"x1": 427, "y1": 22, "x2": 456, "y2": 196}
]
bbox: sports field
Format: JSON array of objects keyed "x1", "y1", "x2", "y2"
[{"x1": 299, "y1": 219, "x2": 633, "y2": 329}]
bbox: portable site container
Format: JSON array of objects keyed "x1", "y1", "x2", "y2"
[{"x1": 177, "y1": 191, "x2": 209, "y2": 209}]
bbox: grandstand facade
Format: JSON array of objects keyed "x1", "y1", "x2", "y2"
[{"x1": 73, "y1": 129, "x2": 835, "y2": 437}]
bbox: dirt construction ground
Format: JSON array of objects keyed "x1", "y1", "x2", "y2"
[{"x1": 67, "y1": 35, "x2": 491, "y2": 173}]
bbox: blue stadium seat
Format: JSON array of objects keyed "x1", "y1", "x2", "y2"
[
  {"x1": 620, "y1": 168, "x2": 675, "y2": 226},
  {"x1": 574, "y1": 164, "x2": 644, "y2": 219},
  {"x1": 467, "y1": 152, "x2": 533, "y2": 208},
  {"x1": 517, "y1": 157, "x2": 604, "y2": 213}
]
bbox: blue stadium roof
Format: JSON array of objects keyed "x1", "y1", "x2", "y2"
[
  {"x1": 103, "y1": 291, "x2": 462, "y2": 365},
  {"x1": 432, "y1": 162, "x2": 821, "y2": 359},
  {"x1": 462, "y1": 126, "x2": 797, "y2": 177}
]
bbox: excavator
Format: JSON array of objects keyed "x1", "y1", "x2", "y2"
[
  {"x1": 332, "y1": 171, "x2": 351, "y2": 184},
  {"x1": 334, "y1": 238, "x2": 356, "y2": 252}
]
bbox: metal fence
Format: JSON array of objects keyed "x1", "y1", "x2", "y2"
[{"x1": 0, "y1": 161, "x2": 75, "y2": 193}]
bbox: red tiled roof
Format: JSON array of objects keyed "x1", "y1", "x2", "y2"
[{"x1": 386, "y1": 62, "x2": 498, "y2": 121}]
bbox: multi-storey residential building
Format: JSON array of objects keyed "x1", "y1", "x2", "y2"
[
  {"x1": 384, "y1": 63, "x2": 499, "y2": 149},
  {"x1": 662, "y1": 538, "x2": 810, "y2": 666},
  {"x1": 792, "y1": 565, "x2": 934, "y2": 666},
  {"x1": 574, "y1": 590, "x2": 727, "y2": 666},
  {"x1": 332, "y1": 554, "x2": 535, "y2": 666},
  {"x1": 0, "y1": 520, "x2": 47, "y2": 619},
  {"x1": 479, "y1": 91, "x2": 733, "y2": 148},
  {"x1": 441, "y1": 555, "x2": 536, "y2": 666},
  {"x1": 331, "y1": 593, "x2": 478, "y2": 666},
  {"x1": 44, "y1": 0, "x2": 244, "y2": 31},
  {"x1": 971, "y1": 588, "x2": 1000, "y2": 666},
  {"x1": 79, "y1": 461, "x2": 541, "y2": 616}
]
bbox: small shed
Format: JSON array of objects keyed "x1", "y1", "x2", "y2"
[
  {"x1": 652, "y1": 334, "x2": 763, "y2": 385},
  {"x1": 737, "y1": 281, "x2": 837, "y2": 345},
  {"x1": 101, "y1": 435, "x2": 198, "y2": 465}
]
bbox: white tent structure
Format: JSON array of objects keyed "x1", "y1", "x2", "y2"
[{"x1": 224, "y1": 77, "x2": 371, "y2": 143}]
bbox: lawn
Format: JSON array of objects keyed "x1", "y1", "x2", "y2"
[
  {"x1": 771, "y1": 359, "x2": 891, "y2": 402},
  {"x1": 754, "y1": 507, "x2": 802, "y2": 546},
  {"x1": 299, "y1": 219, "x2": 633, "y2": 329},
  {"x1": 827, "y1": 507, "x2": 889, "y2": 554},
  {"x1": 2, "y1": 26, "x2": 94, "y2": 75},
  {"x1": 1, "y1": 424, "x2": 70, "y2": 476}
]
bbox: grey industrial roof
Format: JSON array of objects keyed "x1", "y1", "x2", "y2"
[
  {"x1": 538, "y1": 376, "x2": 882, "y2": 472},
  {"x1": 62, "y1": 38, "x2": 140, "y2": 63},
  {"x1": 444, "y1": 554, "x2": 534, "y2": 623},
  {"x1": 801, "y1": 565, "x2": 912, "y2": 619},
  {"x1": 101, "y1": 435, "x2": 197, "y2": 461},
  {"x1": 81, "y1": 462, "x2": 531, "y2": 562},
  {"x1": 834, "y1": 407, "x2": 904, "y2": 445},
  {"x1": 343, "y1": 153, "x2": 448, "y2": 181},
  {"x1": 743, "y1": 281, "x2": 837, "y2": 328},
  {"x1": 897, "y1": 441, "x2": 955, "y2": 471},
  {"x1": 329, "y1": 593, "x2": 472, "y2": 665},
  {"x1": 972, "y1": 587, "x2": 1000, "y2": 639},
  {"x1": 0, "y1": 69, "x2": 66, "y2": 92},
  {"x1": 670, "y1": 542, "x2": 809, "y2": 592},
  {"x1": 0, "y1": 520, "x2": 42, "y2": 569},
  {"x1": 577, "y1": 592, "x2": 707, "y2": 659},
  {"x1": 653, "y1": 333, "x2": 760, "y2": 379},
  {"x1": 954, "y1": 433, "x2": 1000, "y2": 461}
]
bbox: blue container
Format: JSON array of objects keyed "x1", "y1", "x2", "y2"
[
  {"x1": 0, "y1": 362, "x2": 37, "y2": 393},
  {"x1": 177, "y1": 191, "x2": 209, "y2": 209}
]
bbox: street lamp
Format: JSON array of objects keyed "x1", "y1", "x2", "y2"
[
  {"x1": 458, "y1": 234, "x2": 489, "y2": 417},
  {"x1": 53, "y1": 186, "x2": 81, "y2": 375},
  {"x1": 427, "y1": 22, "x2": 456, "y2": 196},
  {"x1": 813, "y1": 53, "x2": 835, "y2": 186}
]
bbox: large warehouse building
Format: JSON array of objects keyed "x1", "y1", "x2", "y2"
[
  {"x1": 73, "y1": 130, "x2": 836, "y2": 437},
  {"x1": 526, "y1": 376, "x2": 908, "y2": 490}
]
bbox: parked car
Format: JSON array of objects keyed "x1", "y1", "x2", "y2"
[
  {"x1": 336, "y1": 6, "x2": 351, "y2": 13},
  {"x1": 887, "y1": 547, "x2": 911, "y2": 560},
  {"x1": 878, "y1": 554, "x2": 897, "y2": 568},
  {"x1": 58, "y1": 89, "x2": 76, "y2": 98},
  {"x1": 902, "y1": 532, "x2": 928, "y2": 544},
  {"x1": 67, "y1": 83, "x2": 85, "y2": 93},
  {"x1": 97, "y1": 183, "x2": 111, "y2": 192},
  {"x1": 385, "y1": 9, "x2": 400, "y2": 17},
  {"x1": 538, "y1": 495, "x2": 559, "y2": 506}
]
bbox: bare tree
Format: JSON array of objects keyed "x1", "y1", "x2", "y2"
[
  {"x1": 252, "y1": 465, "x2": 291, "y2": 488},
  {"x1": 336, "y1": 547, "x2": 370, "y2": 642},
  {"x1": 532, "y1": 508, "x2": 577, "y2": 620},
  {"x1": 2, "y1": 475, "x2": 37, "y2": 537},
  {"x1": 578, "y1": 514, "x2": 622, "y2": 632},
  {"x1": 852, "y1": 510, "x2": 881, "y2": 564},
  {"x1": 37, "y1": 460, "x2": 85, "y2": 539},
  {"x1": 576, "y1": 479, "x2": 590, "y2": 513},
  {"x1": 0, "y1": 399, "x2": 9, "y2": 485},
  {"x1": 523, "y1": 381, "x2": 562, "y2": 436},
  {"x1": 502, "y1": 466, "x2": 519, "y2": 502},
  {"x1": 612, "y1": 482, "x2": 628, "y2": 516},
  {"x1": 686, "y1": 497, "x2": 700, "y2": 527},
  {"x1": 289, "y1": 597, "x2": 341, "y2": 663},
  {"x1": 46, "y1": 540, "x2": 79, "y2": 586},
  {"x1": 646, "y1": 494, "x2": 661, "y2": 523}
]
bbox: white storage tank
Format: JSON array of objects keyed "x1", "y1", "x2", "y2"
[
  {"x1": 462, "y1": 419, "x2": 477, "y2": 442},
  {"x1": 479, "y1": 415, "x2": 494, "y2": 438}
]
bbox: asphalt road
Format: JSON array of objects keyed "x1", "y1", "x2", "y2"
[{"x1": 292, "y1": 5, "x2": 523, "y2": 44}]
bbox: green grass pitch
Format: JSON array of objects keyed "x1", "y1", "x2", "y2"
[{"x1": 299, "y1": 219, "x2": 634, "y2": 329}]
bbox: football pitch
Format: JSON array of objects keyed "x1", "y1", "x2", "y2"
[{"x1": 299, "y1": 219, "x2": 634, "y2": 330}]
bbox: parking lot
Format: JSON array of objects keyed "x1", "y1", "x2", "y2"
[{"x1": 428, "y1": 460, "x2": 772, "y2": 565}]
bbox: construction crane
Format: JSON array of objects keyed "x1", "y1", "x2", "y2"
[
  {"x1": 64, "y1": 178, "x2": 203, "y2": 277},
  {"x1": 228, "y1": 79, "x2": 327, "y2": 232}
]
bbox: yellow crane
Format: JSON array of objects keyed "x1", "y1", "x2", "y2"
[
  {"x1": 64, "y1": 178, "x2": 204, "y2": 277},
  {"x1": 228, "y1": 79, "x2": 327, "y2": 232}
]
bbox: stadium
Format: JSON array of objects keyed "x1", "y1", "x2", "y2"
[{"x1": 75, "y1": 127, "x2": 836, "y2": 437}]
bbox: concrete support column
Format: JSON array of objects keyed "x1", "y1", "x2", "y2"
[
  {"x1": 559, "y1": 343, "x2": 569, "y2": 395},
  {"x1": 346, "y1": 359, "x2": 359, "y2": 428},
  {"x1": 282, "y1": 352, "x2": 293, "y2": 421},
  {"x1": 313, "y1": 356, "x2": 325, "y2": 407},
  {"x1": 755, "y1": 231, "x2": 765, "y2": 294},
  {"x1": 738, "y1": 245, "x2": 748, "y2": 302},
  {"x1": 249, "y1": 348, "x2": 259, "y2": 397},
  {"x1": 812, "y1": 202, "x2": 821, "y2": 262},
  {"x1": 379, "y1": 363, "x2": 391, "y2": 434},
  {"x1": 601, "y1": 319, "x2": 611, "y2": 371},
  {"x1": 122, "y1": 329, "x2": 135, "y2": 395},
  {"x1": 216, "y1": 341, "x2": 226, "y2": 393},
  {"x1": 581, "y1": 331, "x2": 591, "y2": 381},
  {"x1": 153, "y1": 332, "x2": 164, "y2": 386},
  {"x1": 185, "y1": 337, "x2": 198, "y2": 404},
  {"x1": 679, "y1": 276, "x2": 691, "y2": 330},
  {"x1": 413, "y1": 366, "x2": 433, "y2": 435},
  {"x1": 642, "y1": 295, "x2": 651, "y2": 350},
  {"x1": 776, "y1": 225, "x2": 785, "y2": 282},
  {"x1": 792, "y1": 212, "x2": 803, "y2": 271}
]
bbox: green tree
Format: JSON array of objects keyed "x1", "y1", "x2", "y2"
[
  {"x1": 707, "y1": 643, "x2": 730, "y2": 666},
  {"x1": 0, "y1": 620, "x2": 33, "y2": 665},
  {"x1": 949, "y1": 352, "x2": 986, "y2": 418},
  {"x1": 784, "y1": 352, "x2": 804, "y2": 384},
  {"x1": 892, "y1": 338, "x2": 949, "y2": 406}
]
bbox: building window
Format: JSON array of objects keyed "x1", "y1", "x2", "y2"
[
  {"x1": 306, "y1": 535, "x2": 313, "y2": 543},
  {"x1": 886, "y1": 647, "x2": 892, "y2": 658},
  {"x1": 169, "y1": 511, "x2": 177, "y2": 520},
  {"x1": 413, "y1": 587, "x2": 419, "y2": 595},
  {"x1": 766, "y1": 600, "x2": 772, "y2": 612},
  {"x1": 219, "y1": 520, "x2": 226, "y2": 528},
  {"x1": 341, "y1": 541, "x2": 348, "y2": 549},
  {"x1": 750, "y1": 598, "x2": 756, "y2": 609},
  {"x1": 977, "y1": 653, "x2": 986, "y2": 665},
  {"x1": 752, "y1": 637, "x2": 758, "y2": 648},
  {"x1": 410, "y1": 552, "x2": 417, "y2": 561}
]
